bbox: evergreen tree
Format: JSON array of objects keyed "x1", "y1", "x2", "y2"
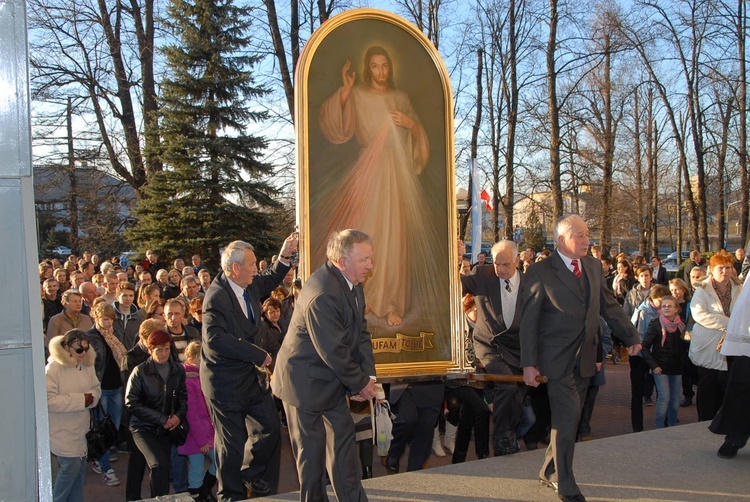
[{"x1": 127, "y1": 0, "x2": 278, "y2": 269}]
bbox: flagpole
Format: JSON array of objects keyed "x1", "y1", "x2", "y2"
[{"x1": 470, "y1": 158, "x2": 482, "y2": 264}]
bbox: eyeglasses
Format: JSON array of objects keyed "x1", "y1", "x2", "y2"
[{"x1": 72, "y1": 346, "x2": 89, "y2": 354}]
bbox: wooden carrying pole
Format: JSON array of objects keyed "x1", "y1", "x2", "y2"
[{"x1": 469, "y1": 373, "x2": 548, "y2": 384}]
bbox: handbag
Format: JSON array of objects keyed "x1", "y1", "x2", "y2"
[
  {"x1": 86, "y1": 402, "x2": 117, "y2": 461},
  {"x1": 374, "y1": 400, "x2": 394, "y2": 457},
  {"x1": 168, "y1": 389, "x2": 190, "y2": 446}
]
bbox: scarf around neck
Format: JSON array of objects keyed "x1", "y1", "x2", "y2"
[{"x1": 659, "y1": 313, "x2": 685, "y2": 346}]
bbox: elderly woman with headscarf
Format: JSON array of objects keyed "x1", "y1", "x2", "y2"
[{"x1": 689, "y1": 251, "x2": 743, "y2": 421}]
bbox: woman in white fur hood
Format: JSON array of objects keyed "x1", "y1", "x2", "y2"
[{"x1": 46, "y1": 329, "x2": 101, "y2": 502}]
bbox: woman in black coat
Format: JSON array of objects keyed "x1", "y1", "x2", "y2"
[{"x1": 125, "y1": 329, "x2": 187, "y2": 497}]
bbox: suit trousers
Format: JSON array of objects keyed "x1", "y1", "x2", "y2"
[
  {"x1": 540, "y1": 371, "x2": 589, "y2": 498},
  {"x1": 484, "y1": 357, "x2": 525, "y2": 454},
  {"x1": 283, "y1": 395, "x2": 367, "y2": 502},
  {"x1": 207, "y1": 393, "x2": 281, "y2": 502},
  {"x1": 388, "y1": 387, "x2": 442, "y2": 471},
  {"x1": 450, "y1": 386, "x2": 490, "y2": 463},
  {"x1": 629, "y1": 355, "x2": 649, "y2": 432}
]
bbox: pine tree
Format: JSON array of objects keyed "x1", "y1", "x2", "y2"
[{"x1": 127, "y1": 0, "x2": 278, "y2": 269}]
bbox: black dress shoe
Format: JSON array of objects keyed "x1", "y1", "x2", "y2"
[
  {"x1": 718, "y1": 441, "x2": 741, "y2": 459},
  {"x1": 680, "y1": 397, "x2": 693, "y2": 407},
  {"x1": 382, "y1": 456, "x2": 399, "y2": 474},
  {"x1": 362, "y1": 466, "x2": 373, "y2": 479},
  {"x1": 558, "y1": 494, "x2": 586, "y2": 502},
  {"x1": 243, "y1": 477, "x2": 271, "y2": 496},
  {"x1": 539, "y1": 478, "x2": 558, "y2": 492}
]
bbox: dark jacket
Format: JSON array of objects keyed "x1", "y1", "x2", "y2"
[
  {"x1": 641, "y1": 318, "x2": 684, "y2": 375},
  {"x1": 125, "y1": 356, "x2": 187, "y2": 434},
  {"x1": 42, "y1": 297, "x2": 64, "y2": 334},
  {"x1": 200, "y1": 260, "x2": 290, "y2": 408},
  {"x1": 114, "y1": 302, "x2": 144, "y2": 349},
  {"x1": 86, "y1": 327, "x2": 122, "y2": 390}
]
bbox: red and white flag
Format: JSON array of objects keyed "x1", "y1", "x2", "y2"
[{"x1": 480, "y1": 189, "x2": 492, "y2": 211}]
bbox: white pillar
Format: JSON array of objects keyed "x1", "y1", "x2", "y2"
[{"x1": 0, "y1": 0, "x2": 53, "y2": 499}]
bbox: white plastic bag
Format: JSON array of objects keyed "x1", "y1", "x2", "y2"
[{"x1": 375, "y1": 400, "x2": 394, "y2": 457}]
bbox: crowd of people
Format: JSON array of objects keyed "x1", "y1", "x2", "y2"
[{"x1": 40, "y1": 224, "x2": 750, "y2": 502}]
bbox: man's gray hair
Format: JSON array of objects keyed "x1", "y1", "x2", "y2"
[
  {"x1": 221, "y1": 241, "x2": 255, "y2": 273},
  {"x1": 326, "y1": 229, "x2": 372, "y2": 263},
  {"x1": 491, "y1": 240, "x2": 518, "y2": 259},
  {"x1": 61, "y1": 289, "x2": 82, "y2": 304},
  {"x1": 553, "y1": 214, "x2": 584, "y2": 243},
  {"x1": 181, "y1": 275, "x2": 199, "y2": 288}
]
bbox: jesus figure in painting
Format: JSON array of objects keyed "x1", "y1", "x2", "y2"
[{"x1": 317, "y1": 45, "x2": 438, "y2": 328}]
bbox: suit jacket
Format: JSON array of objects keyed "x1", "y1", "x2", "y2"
[
  {"x1": 651, "y1": 266, "x2": 668, "y2": 286},
  {"x1": 272, "y1": 261, "x2": 375, "y2": 412},
  {"x1": 461, "y1": 265, "x2": 524, "y2": 368},
  {"x1": 520, "y1": 252, "x2": 640, "y2": 379},
  {"x1": 200, "y1": 260, "x2": 289, "y2": 409}
]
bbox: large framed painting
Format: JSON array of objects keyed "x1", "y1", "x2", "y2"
[{"x1": 295, "y1": 8, "x2": 462, "y2": 377}]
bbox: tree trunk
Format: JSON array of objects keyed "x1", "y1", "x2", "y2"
[
  {"x1": 129, "y1": 0, "x2": 160, "y2": 175},
  {"x1": 502, "y1": 0, "x2": 518, "y2": 241},
  {"x1": 66, "y1": 98, "x2": 79, "y2": 253},
  {"x1": 264, "y1": 0, "x2": 295, "y2": 120},
  {"x1": 738, "y1": 0, "x2": 748, "y2": 248},
  {"x1": 460, "y1": 48, "x2": 483, "y2": 240},
  {"x1": 548, "y1": 0, "x2": 563, "y2": 219},
  {"x1": 634, "y1": 90, "x2": 646, "y2": 255},
  {"x1": 600, "y1": 32, "x2": 614, "y2": 248},
  {"x1": 96, "y1": 0, "x2": 146, "y2": 190}
]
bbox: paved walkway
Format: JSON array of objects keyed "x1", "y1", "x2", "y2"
[{"x1": 81, "y1": 361, "x2": 703, "y2": 500}]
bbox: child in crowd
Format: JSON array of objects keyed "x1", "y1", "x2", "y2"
[
  {"x1": 642, "y1": 295, "x2": 685, "y2": 429},
  {"x1": 629, "y1": 284, "x2": 670, "y2": 432},
  {"x1": 179, "y1": 342, "x2": 217, "y2": 501}
]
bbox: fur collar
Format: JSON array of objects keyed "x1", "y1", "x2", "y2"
[
  {"x1": 695, "y1": 275, "x2": 741, "y2": 290},
  {"x1": 48, "y1": 335, "x2": 96, "y2": 368}
]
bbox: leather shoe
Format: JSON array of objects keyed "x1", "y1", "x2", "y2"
[
  {"x1": 680, "y1": 397, "x2": 693, "y2": 407},
  {"x1": 717, "y1": 441, "x2": 741, "y2": 459},
  {"x1": 243, "y1": 477, "x2": 271, "y2": 497},
  {"x1": 558, "y1": 494, "x2": 586, "y2": 502},
  {"x1": 539, "y1": 478, "x2": 558, "y2": 492},
  {"x1": 362, "y1": 466, "x2": 373, "y2": 479},
  {"x1": 382, "y1": 456, "x2": 399, "y2": 474}
]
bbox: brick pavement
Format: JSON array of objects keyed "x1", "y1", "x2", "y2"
[{"x1": 80, "y1": 360, "x2": 700, "y2": 500}]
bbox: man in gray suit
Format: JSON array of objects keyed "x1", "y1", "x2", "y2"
[
  {"x1": 272, "y1": 229, "x2": 377, "y2": 502},
  {"x1": 521, "y1": 215, "x2": 641, "y2": 502},
  {"x1": 461, "y1": 240, "x2": 525, "y2": 456}
]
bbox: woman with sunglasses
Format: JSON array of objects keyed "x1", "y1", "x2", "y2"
[
  {"x1": 46, "y1": 329, "x2": 101, "y2": 502},
  {"x1": 125, "y1": 329, "x2": 187, "y2": 497}
]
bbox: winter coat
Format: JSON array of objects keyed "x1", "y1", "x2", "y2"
[
  {"x1": 45, "y1": 311, "x2": 93, "y2": 349},
  {"x1": 631, "y1": 299, "x2": 660, "y2": 339},
  {"x1": 125, "y1": 356, "x2": 187, "y2": 434},
  {"x1": 689, "y1": 277, "x2": 743, "y2": 371},
  {"x1": 45, "y1": 336, "x2": 101, "y2": 458},
  {"x1": 642, "y1": 318, "x2": 684, "y2": 375},
  {"x1": 177, "y1": 362, "x2": 214, "y2": 456},
  {"x1": 114, "y1": 302, "x2": 144, "y2": 350}
]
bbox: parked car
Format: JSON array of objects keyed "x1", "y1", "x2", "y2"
[
  {"x1": 118, "y1": 251, "x2": 138, "y2": 268},
  {"x1": 52, "y1": 246, "x2": 72, "y2": 258},
  {"x1": 662, "y1": 251, "x2": 690, "y2": 275}
]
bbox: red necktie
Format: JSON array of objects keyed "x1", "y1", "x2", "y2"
[{"x1": 571, "y1": 259, "x2": 582, "y2": 278}]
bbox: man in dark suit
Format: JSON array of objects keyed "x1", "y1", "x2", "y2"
[
  {"x1": 201, "y1": 235, "x2": 297, "y2": 501},
  {"x1": 461, "y1": 240, "x2": 526, "y2": 456},
  {"x1": 521, "y1": 215, "x2": 641, "y2": 502},
  {"x1": 272, "y1": 229, "x2": 377, "y2": 501}
]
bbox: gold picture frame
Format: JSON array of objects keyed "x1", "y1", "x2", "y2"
[{"x1": 295, "y1": 8, "x2": 463, "y2": 377}]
